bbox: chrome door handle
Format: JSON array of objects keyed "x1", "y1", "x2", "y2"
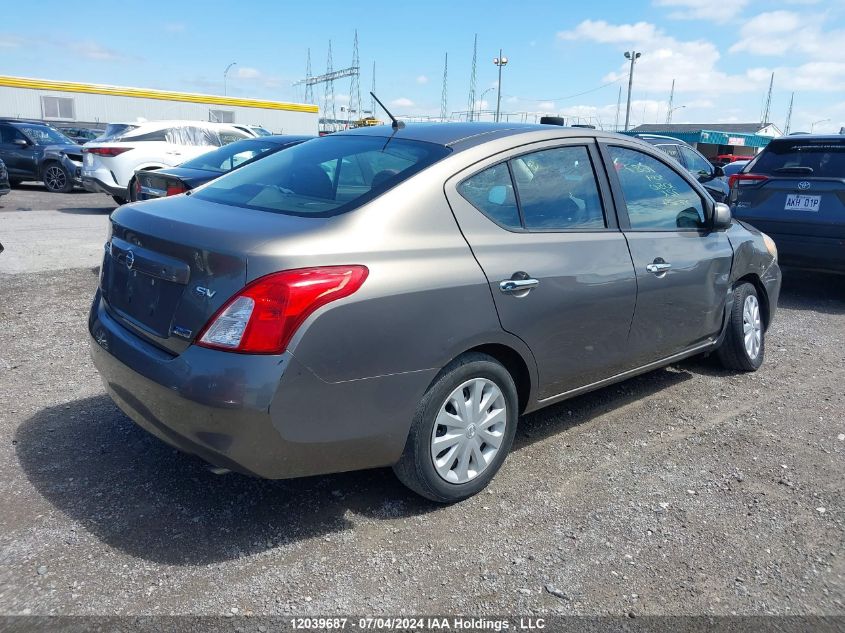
[
  {"x1": 646, "y1": 262, "x2": 672, "y2": 274},
  {"x1": 499, "y1": 278, "x2": 539, "y2": 293}
]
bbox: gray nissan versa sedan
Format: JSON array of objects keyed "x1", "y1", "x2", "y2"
[{"x1": 89, "y1": 123, "x2": 781, "y2": 502}]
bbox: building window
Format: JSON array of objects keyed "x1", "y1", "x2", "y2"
[
  {"x1": 209, "y1": 109, "x2": 234, "y2": 123},
  {"x1": 41, "y1": 96, "x2": 75, "y2": 121}
]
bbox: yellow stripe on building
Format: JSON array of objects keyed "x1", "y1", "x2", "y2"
[{"x1": 0, "y1": 76, "x2": 318, "y2": 113}]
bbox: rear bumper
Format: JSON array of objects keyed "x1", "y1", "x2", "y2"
[
  {"x1": 767, "y1": 233, "x2": 845, "y2": 273},
  {"x1": 88, "y1": 292, "x2": 430, "y2": 479},
  {"x1": 83, "y1": 175, "x2": 127, "y2": 199}
]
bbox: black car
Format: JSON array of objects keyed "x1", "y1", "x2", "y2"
[
  {"x1": 0, "y1": 157, "x2": 10, "y2": 197},
  {"x1": 134, "y1": 135, "x2": 312, "y2": 200},
  {"x1": 0, "y1": 119, "x2": 83, "y2": 192},
  {"x1": 729, "y1": 134, "x2": 845, "y2": 273},
  {"x1": 633, "y1": 134, "x2": 729, "y2": 203}
]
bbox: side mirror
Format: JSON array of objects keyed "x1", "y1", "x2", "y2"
[
  {"x1": 712, "y1": 202, "x2": 732, "y2": 230},
  {"x1": 713, "y1": 165, "x2": 725, "y2": 178},
  {"x1": 13, "y1": 138, "x2": 29, "y2": 147}
]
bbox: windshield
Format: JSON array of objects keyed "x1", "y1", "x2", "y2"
[
  {"x1": 192, "y1": 135, "x2": 451, "y2": 217},
  {"x1": 97, "y1": 123, "x2": 140, "y2": 142},
  {"x1": 747, "y1": 140, "x2": 845, "y2": 178},
  {"x1": 19, "y1": 125, "x2": 73, "y2": 145},
  {"x1": 180, "y1": 138, "x2": 285, "y2": 173}
]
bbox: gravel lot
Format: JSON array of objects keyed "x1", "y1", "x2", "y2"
[{"x1": 0, "y1": 187, "x2": 843, "y2": 617}]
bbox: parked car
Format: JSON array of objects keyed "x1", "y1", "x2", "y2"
[
  {"x1": 722, "y1": 160, "x2": 750, "y2": 180},
  {"x1": 81, "y1": 120, "x2": 253, "y2": 204},
  {"x1": 57, "y1": 126, "x2": 105, "y2": 145},
  {"x1": 729, "y1": 134, "x2": 845, "y2": 273},
  {"x1": 633, "y1": 133, "x2": 730, "y2": 202},
  {"x1": 134, "y1": 135, "x2": 312, "y2": 200},
  {"x1": 712, "y1": 153, "x2": 754, "y2": 167},
  {"x1": 0, "y1": 118, "x2": 83, "y2": 192},
  {"x1": 89, "y1": 123, "x2": 781, "y2": 503},
  {"x1": 233, "y1": 124, "x2": 273, "y2": 137},
  {"x1": 0, "y1": 158, "x2": 10, "y2": 196}
]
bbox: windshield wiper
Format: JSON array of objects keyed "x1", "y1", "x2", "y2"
[{"x1": 774, "y1": 166, "x2": 814, "y2": 174}]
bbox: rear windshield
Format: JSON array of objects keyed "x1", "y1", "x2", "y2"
[
  {"x1": 192, "y1": 135, "x2": 451, "y2": 217},
  {"x1": 180, "y1": 138, "x2": 284, "y2": 173},
  {"x1": 18, "y1": 125, "x2": 73, "y2": 145},
  {"x1": 747, "y1": 139, "x2": 845, "y2": 178},
  {"x1": 97, "y1": 123, "x2": 139, "y2": 141}
]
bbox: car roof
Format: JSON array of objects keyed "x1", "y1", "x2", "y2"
[
  {"x1": 769, "y1": 134, "x2": 845, "y2": 143},
  {"x1": 255, "y1": 134, "x2": 313, "y2": 144},
  {"x1": 0, "y1": 118, "x2": 53, "y2": 126},
  {"x1": 334, "y1": 122, "x2": 625, "y2": 150},
  {"x1": 631, "y1": 133, "x2": 692, "y2": 147}
]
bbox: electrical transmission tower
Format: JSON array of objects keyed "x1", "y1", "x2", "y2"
[
  {"x1": 370, "y1": 62, "x2": 376, "y2": 118},
  {"x1": 304, "y1": 49, "x2": 314, "y2": 104},
  {"x1": 784, "y1": 91, "x2": 794, "y2": 135},
  {"x1": 467, "y1": 34, "x2": 477, "y2": 122},
  {"x1": 348, "y1": 30, "x2": 361, "y2": 125},
  {"x1": 440, "y1": 53, "x2": 448, "y2": 122},
  {"x1": 761, "y1": 72, "x2": 774, "y2": 127},
  {"x1": 294, "y1": 36, "x2": 360, "y2": 133}
]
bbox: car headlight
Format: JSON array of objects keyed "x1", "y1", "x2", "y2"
[{"x1": 762, "y1": 233, "x2": 778, "y2": 262}]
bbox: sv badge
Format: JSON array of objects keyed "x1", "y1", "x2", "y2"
[{"x1": 194, "y1": 286, "x2": 217, "y2": 298}]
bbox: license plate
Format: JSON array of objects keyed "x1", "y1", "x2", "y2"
[{"x1": 784, "y1": 194, "x2": 821, "y2": 211}]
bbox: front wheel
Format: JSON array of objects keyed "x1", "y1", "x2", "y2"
[
  {"x1": 716, "y1": 282, "x2": 765, "y2": 371},
  {"x1": 393, "y1": 353, "x2": 518, "y2": 503},
  {"x1": 42, "y1": 163, "x2": 74, "y2": 193}
]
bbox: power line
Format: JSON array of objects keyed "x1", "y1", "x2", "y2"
[{"x1": 503, "y1": 77, "x2": 622, "y2": 103}]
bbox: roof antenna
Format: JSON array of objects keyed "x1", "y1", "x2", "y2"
[{"x1": 370, "y1": 91, "x2": 404, "y2": 129}]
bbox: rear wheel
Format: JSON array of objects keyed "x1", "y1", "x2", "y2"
[
  {"x1": 111, "y1": 195, "x2": 127, "y2": 205},
  {"x1": 42, "y1": 163, "x2": 74, "y2": 193},
  {"x1": 393, "y1": 353, "x2": 518, "y2": 503},
  {"x1": 716, "y1": 282, "x2": 765, "y2": 371}
]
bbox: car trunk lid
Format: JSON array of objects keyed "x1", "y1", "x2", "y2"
[{"x1": 100, "y1": 194, "x2": 327, "y2": 355}]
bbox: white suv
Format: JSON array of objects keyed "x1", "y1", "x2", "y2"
[{"x1": 82, "y1": 121, "x2": 253, "y2": 203}]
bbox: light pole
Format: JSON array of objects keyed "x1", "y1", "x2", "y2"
[
  {"x1": 223, "y1": 61, "x2": 237, "y2": 96},
  {"x1": 810, "y1": 118, "x2": 830, "y2": 133},
  {"x1": 493, "y1": 50, "x2": 508, "y2": 123},
  {"x1": 623, "y1": 51, "x2": 641, "y2": 131},
  {"x1": 478, "y1": 87, "x2": 495, "y2": 121}
]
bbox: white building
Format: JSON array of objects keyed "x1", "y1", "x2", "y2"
[{"x1": 0, "y1": 75, "x2": 318, "y2": 135}]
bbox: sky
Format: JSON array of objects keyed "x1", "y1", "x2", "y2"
[{"x1": 2, "y1": 0, "x2": 845, "y2": 133}]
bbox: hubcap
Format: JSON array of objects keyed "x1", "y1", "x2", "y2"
[
  {"x1": 430, "y1": 378, "x2": 507, "y2": 485},
  {"x1": 45, "y1": 166, "x2": 66, "y2": 191},
  {"x1": 742, "y1": 294, "x2": 762, "y2": 360}
]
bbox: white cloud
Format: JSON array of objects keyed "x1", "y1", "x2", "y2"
[
  {"x1": 236, "y1": 66, "x2": 261, "y2": 79},
  {"x1": 67, "y1": 40, "x2": 125, "y2": 61},
  {"x1": 390, "y1": 97, "x2": 414, "y2": 108},
  {"x1": 537, "y1": 101, "x2": 556, "y2": 111},
  {"x1": 729, "y1": 11, "x2": 845, "y2": 59},
  {"x1": 416, "y1": 75, "x2": 429, "y2": 84},
  {"x1": 560, "y1": 19, "x2": 762, "y2": 97},
  {"x1": 653, "y1": 0, "x2": 749, "y2": 23}
]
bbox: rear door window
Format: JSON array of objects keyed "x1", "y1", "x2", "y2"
[
  {"x1": 458, "y1": 163, "x2": 521, "y2": 229},
  {"x1": 747, "y1": 140, "x2": 845, "y2": 178},
  {"x1": 192, "y1": 135, "x2": 451, "y2": 217}
]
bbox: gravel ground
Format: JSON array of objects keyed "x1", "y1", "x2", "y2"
[{"x1": 0, "y1": 189, "x2": 843, "y2": 617}]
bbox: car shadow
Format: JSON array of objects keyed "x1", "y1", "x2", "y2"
[
  {"x1": 777, "y1": 269, "x2": 845, "y2": 315},
  {"x1": 15, "y1": 394, "x2": 442, "y2": 566},
  {"x1": 17, "y1": 365, "x2": 696, "y2": 566},
  {"x1": 513, "y1": 365, "x2": 693, "y2": 449},
  {"x1": 56, "y1": 206, "x2": 115, "y2": 215}
]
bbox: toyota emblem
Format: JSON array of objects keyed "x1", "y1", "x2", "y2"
[
  {"x1": 798, "y1": 181, "x2": 811, "y2": 190},
  {"x1": 125, "y1": 250, "x2": 135, "y2": 269}
]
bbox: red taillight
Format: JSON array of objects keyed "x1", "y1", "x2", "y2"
[
  {"x1": 165, "y1": 181, "x2": 187, "y2": 196},
  {"x1": 84, "y1": 147, "x2": 132, "y2": 157},
  {"x1": 728, "y1": 173, "x2": 768, "y2": 189},
  {"x1": 196, "y1": 266, "x2": 369, "y2": 354}
]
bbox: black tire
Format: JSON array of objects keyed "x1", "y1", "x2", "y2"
[
  {"x1": 393, "y1": 352, "x2": 519, "y2": 503},
  {"x1": 716, "y1": 282, "x2": 765, "y2": 372},
  {"x1": 127, "y1": 177, "x2": 138, "y2": 202},
  {"x1": 111, "y1": 195, "x2": 127, "y2": 205},
  {"x1": 42, "y1": 162, "x2": 74, "y2": 193}
]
